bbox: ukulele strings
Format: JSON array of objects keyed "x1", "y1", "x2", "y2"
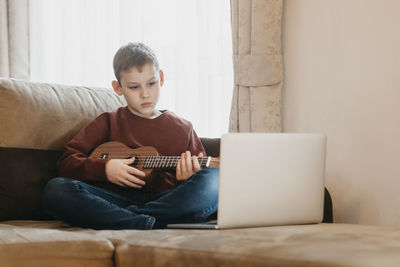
[
  {"x1": 108, "y1": 156, "x2": 209, "y2": 160},
  {"x1": 110, "y1": 156, "x2": 212, "y2": 168}
]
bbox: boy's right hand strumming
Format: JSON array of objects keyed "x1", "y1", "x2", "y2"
[{"x1": 105, "y1": 157, "x2": 146, "y2": 189}]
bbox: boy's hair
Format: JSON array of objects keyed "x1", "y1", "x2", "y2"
[{"x1": 113, "y1": 42, "x2": 160, "y2": 83}]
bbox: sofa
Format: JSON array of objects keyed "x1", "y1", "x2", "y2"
[{"x1": 1, "y1": 77, "x2": 400, "y2": 267}]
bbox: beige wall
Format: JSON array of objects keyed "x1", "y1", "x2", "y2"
[{"x1": 282, "y1": 0, "x2": 400, "y2": 226}]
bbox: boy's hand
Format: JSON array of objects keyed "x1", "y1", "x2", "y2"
[
  {"x1": 176, "y1": 151, "x2": 203, "y2": 181},
  {"x1": 105, "y1": 158, "x2": 146, "y2": 188}
]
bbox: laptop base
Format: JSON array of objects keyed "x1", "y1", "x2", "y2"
[{"x1": 167, "y1": 220, "x2": 218, "y2": 229}]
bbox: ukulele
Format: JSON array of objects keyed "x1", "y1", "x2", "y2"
[{"x1": 90, "y1": 141, "x2": 220, "y2": 189}]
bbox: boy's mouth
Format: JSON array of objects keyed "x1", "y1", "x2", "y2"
[{"x1": 141, "y1": 102, "x2": 152, "y2": 107}]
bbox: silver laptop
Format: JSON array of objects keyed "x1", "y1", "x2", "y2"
[{"x1": 167, "y1": 133, "x2": 326, "y2": 229}]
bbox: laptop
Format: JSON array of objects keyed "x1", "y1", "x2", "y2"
[{"x1": 167, "y1": 133, "x2": 327, "y2": 229}]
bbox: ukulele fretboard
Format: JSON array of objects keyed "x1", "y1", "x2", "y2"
[{"x1": 142, "y1": 156, "x2": 211, "y2": 169}]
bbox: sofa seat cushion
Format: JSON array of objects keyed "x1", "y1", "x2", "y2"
[
  {"x1": 0, "y1": 222, "x2": 114, "y2": 267},
  {"x1": 1, "y1": 219, "x2": 72, "y2": 229},
  {"x1": 93, "y1": 223, "x2": 400, "y2": 267},
  {"x1": 3, "y1": 221, "x2": 400, "y2": 266}
]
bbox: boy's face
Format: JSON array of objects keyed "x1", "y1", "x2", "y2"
[{"x1": 112, "y1": 63, "x2": 163, "y2": 118}]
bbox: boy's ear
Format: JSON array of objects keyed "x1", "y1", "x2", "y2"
[
  {"x1": 159, "y1": 70, "x2": 164, "y2": 86},
  {"x1": 112, "y1": 80, "x2": 123, "y2": 96}
]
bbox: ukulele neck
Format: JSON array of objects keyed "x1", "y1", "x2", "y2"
[{"x1": 141, "y1": 156, "x2": 211, "y2": 169}]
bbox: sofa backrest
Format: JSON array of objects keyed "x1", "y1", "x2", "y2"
[{"x1": 0, "y1": 78, "x2": 126, "y2": 150}]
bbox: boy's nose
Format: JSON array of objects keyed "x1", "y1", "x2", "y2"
[{"x1": 141, "y1": 88, "x2": 150, "y2": 98}]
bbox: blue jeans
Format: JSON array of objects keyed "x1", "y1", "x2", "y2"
[{"x1": 42, "y1": 167, "x2": 219, "y2": 230}]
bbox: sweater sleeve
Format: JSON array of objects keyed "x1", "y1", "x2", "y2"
[{"x1": 57, "y1": 113, "x2": 111, "y2": 182}]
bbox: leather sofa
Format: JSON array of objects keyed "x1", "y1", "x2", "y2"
[{"x1": 1, "y1": 78, "x2": 400, "y2": 267}]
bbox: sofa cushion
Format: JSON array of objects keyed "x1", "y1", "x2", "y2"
[
  {"x1": 0, "y1": 223, "x2": 114, "y2": 267},
  {"x1": 0, "y1": 78, "x2": 125, "y2": 150},
  {"x1": 0, "y1": 147, "x2": 62, "y2": 220},
  {"x1": 3, "y1": 221, "x2": 400, "y2": 267},
  {"x1": 199, "y1": 137, "x2": 221, "y2": 157},
  {"x1": 94, "y1": 223, "x2": 400, "y2": 267}
]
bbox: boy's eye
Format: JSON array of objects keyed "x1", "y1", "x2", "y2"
[
  {"x1": 149, "y1": 82, "x2": 156, "y2": 86},
  {"x1": 129, "y1": 86, "x2": 139, "y2": 89}
]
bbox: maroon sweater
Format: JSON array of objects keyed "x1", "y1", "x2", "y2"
[{"x1": 57, "y1": 107, "x2": 206, "y2": 192}]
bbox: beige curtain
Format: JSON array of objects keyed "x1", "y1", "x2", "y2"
[
  {"x1": 0, "y1": 0, "x2": 30, "y2": 79},
  {"x1": 229, "y1": 0, "x2": 283, "y2": 132}
]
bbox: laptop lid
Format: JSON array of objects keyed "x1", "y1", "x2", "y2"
[{"x1": 217, "y1": 133, "x2": 326, "y2": 229}]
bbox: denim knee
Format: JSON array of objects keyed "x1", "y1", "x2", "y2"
[
  {"x1": 194, "y1": 166, "x2": 219, "y2": 184},
  {"x1": 42, "y1": 177, "x2": 75, "y2": 206},
  {"x1": 190, "y1": 167, "x2": 219, "y2": 200}
]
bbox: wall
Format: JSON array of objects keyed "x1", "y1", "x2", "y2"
[{"x1": 282, "y1": 0, "x2": 400, "y2": 226}]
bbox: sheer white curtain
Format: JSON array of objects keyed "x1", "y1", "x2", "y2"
[{"x1": 29, "y1": 0, "x2": 233, "y2": 138}]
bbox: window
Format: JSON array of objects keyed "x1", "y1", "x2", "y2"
[{"x1": 29, "y1": 0, "x2": 233, "y2": 137}]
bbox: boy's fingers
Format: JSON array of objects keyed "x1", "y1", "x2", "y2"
[
  {"x1": 185, "y1": 151, "x2": 193, "y2": 173},
  {"x1": 120, "y1": 171, "x2": 144, "y2": 187},
  {"x1": 116, "y1": 181, "x2": 126, "y2": 187},
  {"x1": 126, "y1": 165, "x2": 146, "y2": 177},
  {"x1": 192, "y1": 155, "x2": 201, "y2": 171},
  {"x1": 125, "y1": 175, "x2": 145, "y2": 186},
  {"x1": 121, "y1": 178, "x2": 141, "y2": 189},
  {"x1": 180, "y1": 153, "x2": 187, "y2": 175},
  {"x1": 124, "y1": 157, "x2": 135, "y2": 164},
  {"x1": 176, "y1": 159, "x2": 182, "y2": 179},
  {"x1": 123, "y1": 172, "x2": 145, "y2": 185}
]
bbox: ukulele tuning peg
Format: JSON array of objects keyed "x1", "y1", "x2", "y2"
[{"x1": 100, "y1": 153, "x2": 109, "y2": 159}]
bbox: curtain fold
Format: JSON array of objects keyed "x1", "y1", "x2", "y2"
[
  {"x1": 229, "y1": 0, "x2": 283, "y2": 132},
  {"x1": 0, "y1": 0, "x2": 30, "y2": 79}
]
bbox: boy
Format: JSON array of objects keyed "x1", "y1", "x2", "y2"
[{"x1": 42, "y1": 42, "x2": 219, "y2": 230}]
